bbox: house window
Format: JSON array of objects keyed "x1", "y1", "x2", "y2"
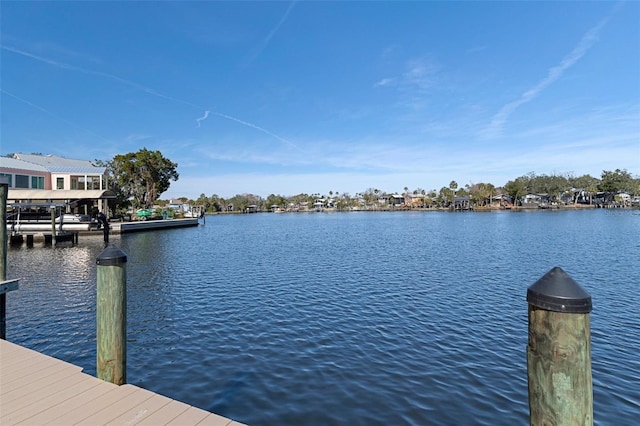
[
  {"x1": 56, "y1": 177, "x2": 64, "y2": 189},
  {"x1": 0, "y1": 173, "x2": 11, "y2": 187},
  {"x1": 89, "y1": 176, "x2": 101, "y2": 190},
  {"x1": 15, "y1": 174, "x2": 29, "y2": 188},
  {"x1": 31, "y1": 176, "x2": 45, "y2": 189}
]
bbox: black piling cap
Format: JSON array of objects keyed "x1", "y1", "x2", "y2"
[
  {"x1": 527, "y1": 266, "x2": 592, "y2": 313},
  {"x1": 96, "y1": 244, "x2": 127, "y2": 266}
]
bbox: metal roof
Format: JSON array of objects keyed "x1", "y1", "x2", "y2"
[
  {"x1": 7, "y1": 189, "x2": 116, "y2": 200},
  {"x1": 0, "y1": 157, "x2": 48, "y2": 172},
  {"x1": 9, "y1": 153, "x2": 106, "y2": 174}
]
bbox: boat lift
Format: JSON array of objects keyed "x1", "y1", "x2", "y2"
[{"x1": 7, "y1": 202, "x2": 94, "y2": 245}]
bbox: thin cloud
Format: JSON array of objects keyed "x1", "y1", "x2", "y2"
[
  {"x1": 243, "y1": 1, "x2": 297, "y2": 66},
  {"x1": 403, "y1": 59, "x2": 439, "y2": 92},
  {"x1": 2, "y1": 44, "x2": 295, "y2": 148},
  {"x1": 196, "y1": 110, "x2": 210, "y2": 128},
  {"x1": 1, "y1": 88, "x2": 110, "y2": 143},
  {"x1": 373, "y1": 58, "x2": 440, "y2": 98},
  {"x1": 484, "y1": 4, "x2": 619, "y2": 138},
  {"x1": 374, "y1": 78, "x2": 395, "y2": 88}
]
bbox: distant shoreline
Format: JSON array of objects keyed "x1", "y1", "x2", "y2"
[{"x1": 205, "y1": 203, "x2": 640, "y2": 215}]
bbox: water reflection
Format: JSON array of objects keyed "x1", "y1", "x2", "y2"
[{"x1": 5, "y1": 210, "x2": 640, "y2": 425}]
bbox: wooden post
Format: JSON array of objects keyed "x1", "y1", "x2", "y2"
[
  {"x1": 1, "y1": 279, "x2": 20, "y2": 340},
  {"x1": 96, "y1": 244, "x2": 127, "y2": 384},
  {"x1": 97, "y1": 212, "x2": 109, "y2": 243},
  {"x1": 0, "y1": 177, "x2": 9, "y2": 339},
  {"x1": 527, "y1": 266, "x2": 593, "y2": 425},
  {"x1": 0, "y1": 177, "x2": 7, "y2": 280},
  {"x1": 50, "y1": 206, "x2": 56, "y2": 245}
]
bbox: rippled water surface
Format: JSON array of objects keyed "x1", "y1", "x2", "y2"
[{"x1": 6, "y1": 210, "x2": 640, "y2": 425}]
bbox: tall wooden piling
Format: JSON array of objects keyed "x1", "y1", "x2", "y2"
[
  {"x1": 96, "y1": 244, "x2": 127, "y2": 385},
  {"x1": 0, "y1": 177, "x2": 8, "y2": 338},
  {"x1": 527, "y1": 266, "x2": 593, "y2": 425},
  {"x1": 0, "y1": 177, "x2": 8, "y2": 280},
  {"x1": 50, "y1": 206, "x2": 56, "y2": 245}
]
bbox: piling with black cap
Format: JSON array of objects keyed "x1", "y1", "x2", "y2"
[
  {"x1": 96, "y1": 244, "x2": 127, "y2": 385},
  {"x1": 526, "y1": 266, "x2": 593, "y2": 425}
]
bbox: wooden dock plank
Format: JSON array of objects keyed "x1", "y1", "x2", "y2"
[
  {"x1": 79, "y1": 385, "x2": 157, "y2": 424},
  {"x1": 196, "y1": 413, "x2": 237, "y2": 426},
  {"x1": 0, "y1": 344, "x2": 83, "y2": 385},
  {"x1": 1, "y1": 350, "x2": 74, "y2": 381},
  {"x1": 16, "y1": 380, "x2": 117, "y2": 425},
  {"x1": 42, "y1": 384, "x2": 139, "y2": 425},
  {"x1": 105, "y1": 390, "x2": 174, "y2": 425},
  {"x1": 0, "y1": 346, "x2": 41, "y2": 369},
  {"x1": 0, "y1": 340, "x2": 243, "y2": 426},
  {"x1": 2, "y1": 374, "x2": 102, "y2": 423},
  {"x1": 135, "y1": 400, "x2": 192, "y2": 425},
  {"x1": 0, "y1": 362, "x2": 80, "y2": 395},
  {"x1": 168, "y1": 406, "x2": 211, "y2": 425},
  {"x1": 1, "y1": 363, "x2": 89, "y2": 410}
]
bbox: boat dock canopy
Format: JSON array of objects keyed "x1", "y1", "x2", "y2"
[{"x1": 7, "y1": 189, "x2": 116, "y2": 201}]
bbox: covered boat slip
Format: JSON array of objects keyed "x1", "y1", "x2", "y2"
[
  {"x1": 6, "y1": 189, "x2": 115, "y2": 215},
  {"x1": 5, "y1": 189, "x2": 115, "y2": 242},
  {"x1": 6, "y1": 189, "x2": 115, "y2": 224}
]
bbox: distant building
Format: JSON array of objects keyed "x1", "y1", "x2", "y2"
[
  {"x1": 0, "y1": 153, "x2": 113, "y2": 216},
  {"x1": 169, "y1": 199, "x2": 191, "y2": 213}
]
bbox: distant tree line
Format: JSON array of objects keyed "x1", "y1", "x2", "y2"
[
  {"x1": 96, "y1": 148, "x2": 638, "y2": 215},
  {"x1": 176, "y1": 169, "x2": 640, "y2": 213}
]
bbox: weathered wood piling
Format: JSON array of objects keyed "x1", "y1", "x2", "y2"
[
  {"x1": 527, "y1": 266, "x2": 593, "y2": 425},
  {"x1": 96, "y1": 244, "x2": 127, "y2": 385},
  {"x1": 0, "y1": 176, "x2": 16, "y2": 340}
]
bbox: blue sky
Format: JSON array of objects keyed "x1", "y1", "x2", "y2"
[{"x1": 1, "y1": 1, "x2": 639, "y2": 199}]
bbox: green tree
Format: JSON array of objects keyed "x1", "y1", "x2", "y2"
[
  {"x1": 467, "y1": 183, "x2": 488, "y2": 206},
  {"x1": 504, "y1": 177, "x2": 528, "y2": 206},
  {"x1": 568, "y1": 174, "x2": 600, "y2": 192},
  {"x1": 438, "y1": 186, "x2": 453, "y2": 207},
  {"x1": 266, "y1": 193, "x2": 287, "y2": 210},
  {"x1": 111, "y1": 148, "x2": 179, "y2": 209},
  {"x1": 599, "y1": 169, "x2": 633, "y2": 193},
  {"x1": 195, "y1": 193, "x2": 210, "y2": 211},
  {"x1": 93, "y1": 158, "x2": 131, "y2": 217}
]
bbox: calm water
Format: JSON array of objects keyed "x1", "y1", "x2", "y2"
[{"x1": 5, "y1": 210, "x2": 640, "y2": 425}]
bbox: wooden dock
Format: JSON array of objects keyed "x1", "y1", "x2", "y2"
[
  {"x1": 113, "y1": 218, "x2": 200, "y2": 234},
  {"x1": 0, "y1": 339, "x2": 245, "y2": 426}
]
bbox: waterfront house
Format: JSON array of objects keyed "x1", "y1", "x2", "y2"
[
  {"x1": 0, "y1": 153, "x2": 113, "y2": 216},
  {"x1": 384, "y1": 194, "x2": 405, "y2": 207},
  {"x1": 615, "y1": 192, "x2": 631, "y2": 206},
  {"x1": 404, "y1": 193, "x2": 423, "y2": 208},
  {"x1": 169, "y1": 199, "x2": 190, "y2": 214},
  {"x1": 521, "y1": 193, "x2": 551, "y2": 209},
  {"x1": 453, "y1": 196, "x2": 471, "y2": 211}
]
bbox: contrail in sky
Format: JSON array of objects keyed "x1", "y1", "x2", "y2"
[
  {"x1": 209, "y1": 111, "x2": 298, "y2": 149},
  {"x1": 196, "y1": 110, "x2": 210, "y2": 128},
  {"x1": 1, "y1": 44, "x2": 296, "y2": 147},
  {"x1": 484, "y1": 3, "x2": 620, "y2": 138},
  {"x1": 1, "y1": 88, "x2": 110, "y2": 143},
  {"x1": 243, "y1": 1, "x2": 297, "y2": 66},
  {"x1": 0, "y1": 45, "x2": 200, "y2": 109}
]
